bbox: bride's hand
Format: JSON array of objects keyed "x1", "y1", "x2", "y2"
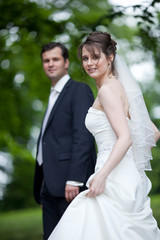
[{"x1": 86, "y1": 171, "x2": 106, "y2": 197}]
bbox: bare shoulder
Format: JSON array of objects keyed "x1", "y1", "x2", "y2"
[{"x1": 98, "y1": 77, "x2": 121, "y2": 100}]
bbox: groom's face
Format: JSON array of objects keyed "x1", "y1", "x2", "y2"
[{"x1": 42, "y1": 47, "x2": 69, "y2": 86}]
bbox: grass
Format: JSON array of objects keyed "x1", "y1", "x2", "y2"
[
  {"x1": 0, "y1": 195, "x2": 159, "y2": 240},
  {"x1": 0, "y1": 208, "x2": 43, "y2": 240}
]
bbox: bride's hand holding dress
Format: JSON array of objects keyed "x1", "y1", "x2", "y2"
[{"x1": 86, "y1": 169, "x2": 107, "y2": 197}]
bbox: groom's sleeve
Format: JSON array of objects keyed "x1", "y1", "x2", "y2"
[{"x1": 66, "y1": 83, "x2": 95, "y2": 183}]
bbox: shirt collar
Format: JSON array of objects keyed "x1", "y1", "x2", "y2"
[{"x1": 51, "y1": 74, "x2": 70, "y2": 93}]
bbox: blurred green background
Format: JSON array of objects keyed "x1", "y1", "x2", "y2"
[{"x1": 0, "y1": 0, "x2": 160, "y2": 239}]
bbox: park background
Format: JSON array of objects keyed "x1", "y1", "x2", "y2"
[{"x1": 0, "y1": 0, "x2": 160, "y2": 239}]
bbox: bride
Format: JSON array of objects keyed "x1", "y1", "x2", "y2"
[{"x1": 48, "y1": 31, "x2": 160, "y2": 240}]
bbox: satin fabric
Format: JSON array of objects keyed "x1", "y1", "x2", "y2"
[{"x1": 48, "y1": 107, "x2": 160, "y2": 240}]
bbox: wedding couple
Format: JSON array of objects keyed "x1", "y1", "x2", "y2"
[{"x1": 34, "y1": 31, "x2": 160, "y2": 240}]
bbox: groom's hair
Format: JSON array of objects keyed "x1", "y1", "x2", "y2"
[{"x1": 41, "y1": 42, "x2": 69, "y2": 61}]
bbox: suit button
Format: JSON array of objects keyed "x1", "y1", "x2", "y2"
[{"x1": 43, "y1": 142, "x2": 46, "y2": 145}]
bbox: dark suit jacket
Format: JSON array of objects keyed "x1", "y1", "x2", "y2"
[{"x1": 33, "y1": 78, "x2": 96, "y2": 204}]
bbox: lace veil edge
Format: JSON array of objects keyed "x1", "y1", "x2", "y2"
[{"x1": 115, "y1": 55, "x2": 155, "y2": 171}]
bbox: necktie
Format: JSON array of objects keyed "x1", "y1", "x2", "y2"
[{"x1": 37, "y1": 89, "x2": 56, "y2": 165}]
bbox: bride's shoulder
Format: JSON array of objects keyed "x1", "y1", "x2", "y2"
[{"x1": 99, "y1": 77, "x2": 120, "y2": 98}]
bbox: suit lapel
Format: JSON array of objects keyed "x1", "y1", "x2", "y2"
[{"x1": 44, "y1": 78, "x2": 73, "y2": 132}]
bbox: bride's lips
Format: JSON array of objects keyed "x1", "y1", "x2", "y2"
[{"x1": 87, "y1": 68, "x2": 97, "y2": 73}]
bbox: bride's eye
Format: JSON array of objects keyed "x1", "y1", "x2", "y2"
[
  {"x1": 82, "y1": 56, "x2": 88, "y2": 61},
  {"x1": 93, "y1": 54, "x2": 100, "y2": 60}
]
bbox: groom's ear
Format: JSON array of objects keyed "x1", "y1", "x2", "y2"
[{"x1": 64, "y1": 58, "x2": 69, "y2": 70}]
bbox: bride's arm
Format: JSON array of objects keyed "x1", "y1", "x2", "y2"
[
  {"x1": 87, "y1": 84, "x2": 132, "y2": 197},
  {"x1": 151, "y1": 121, "x2": 160, "y2": 143}
]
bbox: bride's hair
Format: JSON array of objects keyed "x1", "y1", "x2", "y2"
[{"x1": 78, "y1": 31, "x2": 117, "y2": 75}]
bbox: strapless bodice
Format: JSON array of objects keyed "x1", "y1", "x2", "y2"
[{"x1": 85, "y1": 107, "x2": 117, "y2": 152}]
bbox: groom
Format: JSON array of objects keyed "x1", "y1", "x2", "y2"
[{"x1": 33, "y1": 42, "x2": 96, "y2": 240}]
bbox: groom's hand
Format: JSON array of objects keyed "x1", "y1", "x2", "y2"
[{"x1": 65, "y1": 185, "x2": 79, "y2": 202}]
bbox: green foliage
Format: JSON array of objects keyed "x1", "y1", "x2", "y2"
[
  {"x1": 150, "y1": 194, "x2": 160, "y2": 224},
  {"x1": 147, "y1": 143, "x2": 160, "y2": 194},
  {"x1": 0, "y1": 134, "x2": 37, "y2": 211}
]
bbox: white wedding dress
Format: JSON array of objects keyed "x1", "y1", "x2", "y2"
[{"x1": 48, "y1": 107, "x2": 160, "y2": 240}]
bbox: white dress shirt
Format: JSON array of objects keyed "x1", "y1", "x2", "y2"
[
  {"x1": 37, "y1": 74, "x2": 83, "y2": 187},
  {"x1": 37, "y1": 74, "x2": 70, "y2": 166}
]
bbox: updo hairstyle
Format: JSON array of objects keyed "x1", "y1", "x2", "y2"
[{"x1": 78, "y1": 31, "x2": 117, "y2": 75}]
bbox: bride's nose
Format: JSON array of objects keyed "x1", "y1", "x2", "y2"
[{"x1": 87, "y1": 58, "x2": 94, "y2": 66}]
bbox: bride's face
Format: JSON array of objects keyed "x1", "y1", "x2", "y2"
[{"x1": 82, "y1": 46, "x2": 110, "y2": 81}]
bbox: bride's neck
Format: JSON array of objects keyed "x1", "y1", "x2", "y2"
[{"x1": 96, "y1": 73, "x2": 114, "y2": 89}]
